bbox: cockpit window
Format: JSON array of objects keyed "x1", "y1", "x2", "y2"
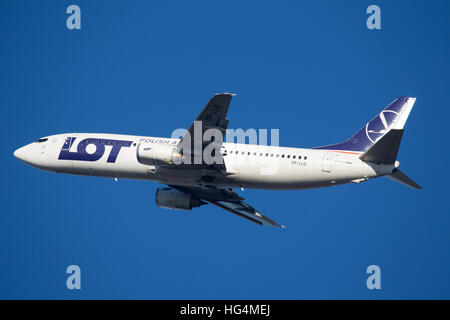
[{"x1": 35, "y1": 138, "x2": 48, "y2": 143}]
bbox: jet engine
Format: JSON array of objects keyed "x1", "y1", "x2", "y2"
[
  {"x1": 155, "y1": 187, "x2": 205, "y2": 211},
  {"x1": 136, "y1": 143, "x2": 181, "y2": 165}
]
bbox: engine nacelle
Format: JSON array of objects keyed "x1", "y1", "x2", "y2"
[
  {"x1": 136, "y1": 143, "x2": 181, "y2": 165},
  {"x1": 155, "y1": 188, "x2": 204, "y2": 211}
]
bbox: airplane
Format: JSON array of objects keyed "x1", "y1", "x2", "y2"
[{"x1": 14, "y1": 94, "x2": 421, "y2": 228}]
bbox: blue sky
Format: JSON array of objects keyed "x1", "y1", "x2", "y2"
[{"x1": 1, "y1": 0, "x2": 449, "y2": 299}]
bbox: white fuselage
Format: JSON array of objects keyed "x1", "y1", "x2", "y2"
[{"x1": 14, "y1": 133, "x2": 395, "y2": 190}]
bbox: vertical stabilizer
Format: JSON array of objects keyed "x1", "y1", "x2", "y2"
[{"x1": 315, "y1": 97, "x2": 416, "y2": 152}]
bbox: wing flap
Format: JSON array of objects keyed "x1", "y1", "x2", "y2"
[
  {"x1": 208, "y1": 200, "x2": 285, "y2": 228},
  {"x1": 170, "y1": 185, "x2": 285, "y2": 228}
]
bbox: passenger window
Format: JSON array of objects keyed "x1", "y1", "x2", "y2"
[
  {"x1": 270, "y1": 154, "x2": 274, "y2": 157},
  {"x1": 293, "y1": 155, "x2": 296, "y2": 159},
  {"x1": 287, "y1": 155, "x2": 290, "y2": 159},
  {"x1": 281, "y1": 154, "x2": 285, "y2": 158},
  {"x1": 265, "y1": 153, "x2": 268, "y2": 157},
  {"x1": 304, "y1": 156, "x2": 308, "y2": 160},
  {"x1": 253, "y1": 152, "x2": 256, "y2": 156}
]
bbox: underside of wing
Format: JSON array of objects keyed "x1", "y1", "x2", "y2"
[
  {"x1": 170, "y1": 185, "x2": 285, "y2": 228},
  {"x1": 184, "y1": 93, "x2": 234, "y2": 136},
  {"x1": 207, "y1": 199, "x2": 285, "y2": 228},
  {"x1": 176, "y1": 93, "x2": 234, "y2": 170}
]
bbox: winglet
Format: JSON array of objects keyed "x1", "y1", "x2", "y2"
[{"x1": 215, "y1": 92, "x2": 236, "y2": 96}]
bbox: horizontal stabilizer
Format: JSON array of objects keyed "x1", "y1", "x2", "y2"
[
  {"x1": 386, "y1": 169, "x2": 422, "y2": 189},
  {"x1": 359, "y1": 129, "x2": 404, "y2": 164}
]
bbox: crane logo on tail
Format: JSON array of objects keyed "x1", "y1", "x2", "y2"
[{"x1": 365, "y1": 110, "x2": 399, "y2": 143}]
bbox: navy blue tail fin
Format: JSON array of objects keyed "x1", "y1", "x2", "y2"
[{"x1": 314, "y1": 97, "x2": 416, "y2": 153}]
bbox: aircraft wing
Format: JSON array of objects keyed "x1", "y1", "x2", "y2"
[
  {"x1": 170, "y1": 185, "x2": 285, "y2": 228},
  {"x1": 176, "y1": 93, "x2": 234, "y2": 169}
]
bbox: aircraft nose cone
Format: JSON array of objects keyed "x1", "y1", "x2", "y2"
[
  {"x1": 14, "y1": 143, "x2": 48, "y2": 169},
  {"x1": 13, "y1": 145, "x2": 37, "y2": 166},
  {"x1": 13, "y1": 146, "x2": 27, "y2": 161}
]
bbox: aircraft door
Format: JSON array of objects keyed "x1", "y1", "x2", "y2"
[{"x1": 321, "y1": 153, "x2": 334, "y2": 173}]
